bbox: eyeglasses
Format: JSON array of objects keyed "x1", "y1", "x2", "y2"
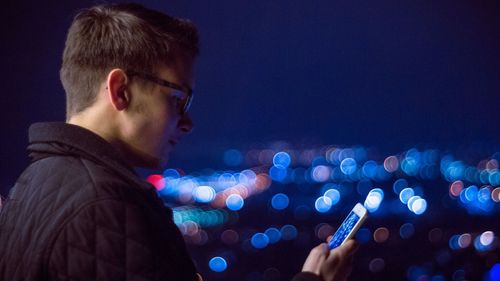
[{"x1": 127, "y1": 70, "x2": 193, "y2": 115}]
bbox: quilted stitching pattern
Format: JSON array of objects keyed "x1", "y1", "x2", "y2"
[{"x1": 0, "y1": 124, "x2": 198, "y2": 281}]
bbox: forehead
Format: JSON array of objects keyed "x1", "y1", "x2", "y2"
[{"x1": 156, "y1": 51, "x2": 195, "y2": 88}]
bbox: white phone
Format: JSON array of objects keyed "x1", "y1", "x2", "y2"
[{"x1": 328, "y1": 203, "x2": 368, "y2": 249}]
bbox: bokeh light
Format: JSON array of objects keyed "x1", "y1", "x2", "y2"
[
  {"x1": 340, "y1": 158, "x2": 357, "y2": 175},
  {"x1": 280, "y1": 225, "x2": 298, "y2": 240},
  {"x1": 374, "y1": 227, "x2": 389, "y2": 243},
  {"x1": 315, "y1": 196, "x2": 332, "y2": 213},
  {"x1": 271, "y1": 193, "x2": 290, "y2": 210},
  {"x1": 193, "y1": 185, "x2": 216, "y2": 203},
  {"x1": 226, "y1": 194, "x2": 244, "y2": 211},
  {"x1": 264, "y1": 227, "x2": 282, "y2": 244},
  {"x1": 400, "y1": 223, "x2": 415, "y2": 239},
  {"x1": 209, "y1": 257, "x2": 228, "y2": 272},
  {"x1": 251, "y1": 233, "x2": 270, "y2": 249},
  {"x1": 273, "y1": 151, "x2": 292, "y2": 168}
]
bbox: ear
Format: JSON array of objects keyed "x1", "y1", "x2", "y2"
[{"x1": 106, "y1": 69, "x2": 130, "y2": 111}]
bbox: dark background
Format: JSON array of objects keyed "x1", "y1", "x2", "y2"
[{"x1": 1, "y1": 1, "x2": 499, "y2": 280}]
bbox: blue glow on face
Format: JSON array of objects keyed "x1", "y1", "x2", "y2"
[
  {"x1": 489, "y1": 263, "x2": 500, "y2": 281},
  {"x1": 209, "y1": 256, "x2": 228, "y2": 272},
  {"x1": 399, "y1": 188, "x2": 415, "y2": 204},
  {"x1": 251, "y1": 232, "x2": 270, "y2": 249},
  {"x1": 340, "y1": 158, "x2": 357, "y2": 175},
  {"x1": 273, "y1": 152, "x2": 291, "y2": 168},
  {"x1": 226, "y1": 194, "x2": 244, "y2": 211},
  {"x1": 324, "y1": 189, "x2": 341, "y2": 205},
  {"x1": 269, "y1": 165, "x2": 287, "y2": 182},
  {"x1": 224, "y1": 149, "x2": 243, "y2": 166},
  {"x1": 280, "y1": 224, "x2": 298, "y2": 240},
  {"x1": 264, "y1": 228, "x2": 281, "y2": 244},
  {"x1": 393, "y1": 179, "x2": 409, "y2": 194},
  {"x1": 193, "y1": 185, "x2": 216, "y2": 203},
  {"x1": 400, "y1": 223, "x2": 415, "y2": 239},
  {"x1": 315, "y1": 196, "x2": 332, "y2": 213},
  {"x1": 271, "y1": 193, "x2": 290, "y2": 210}
]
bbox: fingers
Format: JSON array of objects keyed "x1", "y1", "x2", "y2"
[
  {"x1": 196, "y1": 273, "x2": 203, "y2": 281},
  {"x1": 334, "y1": 239, "x2": 359, "y2": 257},
  {"x1": 320, "y1": 240, "x2": 358, "y2": 281},
  {"x1": 301, "y1": 243, "x2": 329, "y2": 275}
]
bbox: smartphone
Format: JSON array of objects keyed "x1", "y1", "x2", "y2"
[{"x1": 328, "y1": 203, "x2": 368, "y2": 249}]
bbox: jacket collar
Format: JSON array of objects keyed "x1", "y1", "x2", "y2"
[
  {"x1": 27, "y1": 122, "x2": 169, "y2": 213},
  {"x1": 28, "y1": 122, "x2": 138, "y2": 177}
]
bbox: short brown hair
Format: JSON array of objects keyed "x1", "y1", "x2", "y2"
[{"x1": 60, "y1": 3, "x2": 199, "y2": 118}]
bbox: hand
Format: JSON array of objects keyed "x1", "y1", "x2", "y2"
[
  {"x1": 301, "y1": 240, "x2": 358, "y2": 281},
  {"x1": 196, "y1": 273, "x2": 203, "y2": 281}
]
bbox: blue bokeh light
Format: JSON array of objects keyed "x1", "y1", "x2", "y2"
[
  {"x1": 209, "y1": 256, "x2": 228, "y2": 272},
  {"x1": 399, "y1": 188, "x2": 415, "y2": 204},
  {"x1": 449, "y1": 234, "x2": 460, "y2": 250},
  {"x1": 273, "y1": 152, "x2": 292, "y2": 168},
  {"x1": 400, "y1": 223, "x2": 415, "y2": 239},
  {"x1": 192, "y1": 185, "x2": 216, "y2": 203},
  {"x1": 411, "y1": 198, "x2": 427, "y2": 215},
  {"x1": 251, "y1": 232, "x2": 270, "y2": 249},
  {"x1": 315, "y1": 196, "x2": 332, "y2": 213},
  {"x1": 226, "y1": 194, "x2": 244, "y2": 211},
  {"x1": 280, "y1": 224, "x2": 298, "y2": 240},
  {"x1": 264, "y1": 227, "x2": 282, "y2": 244},
  {"x1": 324, "y1": 189, "x2": 341, "y2": 205},
  {"x1": 490, "y1": 263, "x2": 500, "y2": 281},
  {"x1": 269, "y1": 165, "x2": 288, "y2": 182},
  {"x1": 340, "y1": 158, "x2": 357, "y2": 175},
  {"x1": 393, "y1": 179, "x2": 409, "y2": 194},
  {"x1": 362, "y1": 160, "x2": 378, "y2": 179},
  {"x1": 364, "y1": 188, "x2": 384, "y2": 213},
  {"x1": 271, "y1": 193, "x2": 290, "y2": 210},
  {"x1": 464, "y1": 185, "x2": 478, "y2": 202}
]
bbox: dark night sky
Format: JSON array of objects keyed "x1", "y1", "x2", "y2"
[{"x1": 1, "y1": 0, "x2": 499, "y2": 194}]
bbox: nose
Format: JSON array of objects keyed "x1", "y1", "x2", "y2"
[{"x1": 178, "y1": 112, "x2": 194, "y2": 134}]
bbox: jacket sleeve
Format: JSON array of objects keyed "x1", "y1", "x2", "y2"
[
  {"x1": 292, "y1": 272, "x2": 323, "y2": 281},
  {"x1": 46, "y1": 198, "x2": 198, "y2": 281}
]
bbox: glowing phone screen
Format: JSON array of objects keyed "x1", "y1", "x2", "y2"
[{"x1": 328, "y1": 210, "x2": 360, "y2": 249}]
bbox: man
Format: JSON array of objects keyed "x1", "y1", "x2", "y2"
[{"x1": 0, "y1": 3, "x2": 357, "y2": 281}]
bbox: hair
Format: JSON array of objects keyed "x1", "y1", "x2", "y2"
[{"x1": 60, "y1": 3, "x2": 199, "y2": 118}]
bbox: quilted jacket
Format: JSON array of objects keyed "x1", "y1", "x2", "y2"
[
  {"x1": 0, "y1": 122, "x2": 322, "y2": 281},
  {"x1": 0, "y1": 122, "x2": 198, "y2": 281}
]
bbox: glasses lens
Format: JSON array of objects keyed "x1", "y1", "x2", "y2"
[{"x1": 183, "y1": 95, "x2": 193, "y2": 114}]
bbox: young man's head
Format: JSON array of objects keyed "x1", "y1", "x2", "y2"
[{"x1": 61, "y1": 3, "x2": 199, "y2": 168}]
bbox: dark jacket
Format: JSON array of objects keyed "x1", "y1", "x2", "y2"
[
  {"x1": 0, "y1": 123, "x2": 198, "y2": 280},
  {"x1": 0, "y1": 122, "x2": 321, "y2": 281}
]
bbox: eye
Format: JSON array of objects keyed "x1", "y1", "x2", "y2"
[{"x1": 169, "y1": 90, "x2": 186, "y2": 105}]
